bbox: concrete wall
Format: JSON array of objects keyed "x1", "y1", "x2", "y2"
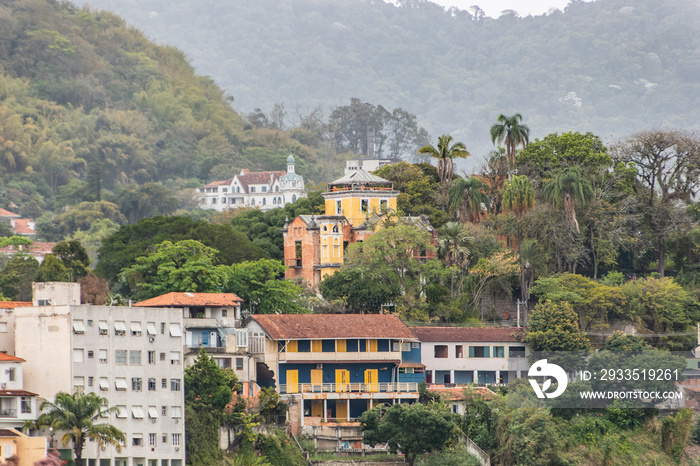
[
  {"x1": 32, "y1": 282, "x2": 80, "y2": 306},
  {"x1": 0, "y1": 430, "x2": 46, "y2": 466}
]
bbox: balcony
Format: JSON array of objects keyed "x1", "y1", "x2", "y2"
[
  {"x1": 279, "y1": 382, "x2": 418, "y2": 395},
  {"x1": 279, "y1": 351, "x2": 401, "y2": 362},
  {"x1": 0, "y1": 409, "x2": 16, "y2": 418}
]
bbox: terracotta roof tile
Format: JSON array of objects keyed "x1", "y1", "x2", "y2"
[
  {"x1": 134, "y1": 292, "x2": 242, "y2": 307},
  {"x1": 427, "y1": 385, "x2": 496, "y2": 401},
  {"x1": 13, "y1": 218, "x2": 35, "y2": 235},
  {"x1": 409, "y1": 327, "x2": 524, "y2": 343},
  {"x1": 204, "y1": 179, "x2": 233, "y2": 188},
  {"x1": 0, "y1": 208, "x2": 20, "y2": 217},
  {"x1": 251, "y1": 314, "x2": 417, "y2": 340},
  {"x1": 236, "y1": 171, "x2": 283, "y2": 192},
  {"x1": 0, "y1": 389, "x2": 36, "y2": 397},
  {"x1": 0, "y1": 301, "x2": 31, "y2": 309},
  {"x1": 0, "y1": 242, "x2": 56, "y2": 255},
  {"x1": 0, "y1": 353, "x2": 25, "y2": 362}
]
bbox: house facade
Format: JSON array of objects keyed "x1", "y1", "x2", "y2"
[
  {"x1": 195, "y1": 155, "x2": 306, "y2": 211},
  {"x1": 410, "y1": 327, "x2": 529, "y2": 385},
  {"x1": 0, "y1": 428, "x2": 46, "y2": 466},
  {"x1": 0, "y1": 208, "x2": 36, "y2": 236},
  {"x1": 243, "y1": 314, "x2": 422, "y2": 434},
  {"x1": 14, "y1": 298, "x2": 186, "y2": 466},
  {"x1": 344, "y1": 158, "x2": 400, "y2": 175},
  {"x1": 0, "y1": 354, "x2": 39, "y2": 431}
]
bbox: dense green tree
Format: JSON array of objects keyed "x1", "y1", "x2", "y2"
[
  {"x1": 359, "y1": 402, "x2": 458, "y2": 466},
  {"x1": 319, "y1": 267, "x2": 401, "y2": 313},
  {"x1": 35, "y1": 254, "x2": 70, "y2": 282},
  {"x1": 518, "y1": 132, "x2": 611, "y2": 179},
  {"x1": 490, "y1": 113, "x2": 530, "y2": 176},
  {"x1": 522, "y1": 300, "x2": 591, "y2": 352},
  {"x1": 501, "y1": 175, "x2": 535, "y2": 301},
  {"x1": 447, "y1": 177, "x2": 489, "y2": 224},
  {"x1": 225, "y1": 259, "x2": 307, "y2": 314},
  {"x1": 122, "y1": 240, "x2": 229, "y2": 300},
  {"x1": 115, "y1": 183, "x2": 179, "y2": 223},
  {"x1": 418, "y1": 135, "x2": 470, "y2": 184},
  {"x1": 38, "y1": 392, "x2": 125, "y2": 466},
  {"x1": 436, "y1": 222, "x2": 472, "y2": 268},
  {"x1": 0, "y1": 255, "x2": 40, "y2": 301},
  {"x1": 543, "y1": 167, "x2": 593, "y2": 233},
  {"x1": 52, "y1": 240, "x2": 90, "y2": 279}
]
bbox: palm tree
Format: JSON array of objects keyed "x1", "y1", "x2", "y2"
[
  {"x1": 543, "y1": 167, "x2": 593, "y2": 233},
  {"x1": 490, "y1": 113, "x2": 530, "y2": 177},
  {"x1": 447, "y1": 177, "x2": 490, "y2": 224},
  {"x1": 418, "y1": 134, "x2": 470, "y2": 184},
  {"x1": 502, "y1": 175, "x2": 535, "y2": 307},
  {"x1": 478, "y1": 148, "x2": 509, "y2": 215},
  {"x1": 437, "y1": 222, "x2": 473, "y2": 268},
  {"x1": 38, "y1": 391, "x2": 125, "y2": 466}
]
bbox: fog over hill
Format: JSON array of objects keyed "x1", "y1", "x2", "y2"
[{"x1": 80, "y1": 0, "x2": 700, "y2": 165}]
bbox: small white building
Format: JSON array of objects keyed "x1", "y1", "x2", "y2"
[
  {"x1": 196, "y1": 155, "x2": 306, "y2": 211},
  {"x1": 0, "y1": 353, "x2": 40, "y2": 430},
  {"x1": 410, "y1": 327, "x2": 530, "y2": 386},
  {"x1": 344, "y1": 158, "x2": 400, "y2": 175}
]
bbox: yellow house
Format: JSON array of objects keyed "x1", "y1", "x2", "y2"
[{"x1": 0, "y1": 428, "x2": 46, "y2": 466}]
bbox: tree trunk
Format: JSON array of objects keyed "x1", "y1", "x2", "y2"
[
  {"x1": 658, "y1": 241, "x2": 665, "y2": 277},
  {"x1": 516, "y1": 219, "x2": 526, "y2": 307}
]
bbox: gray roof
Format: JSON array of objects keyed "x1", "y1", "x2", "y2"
[{"x1": 328, "y1": 169, "x2": 391, "y2": 186}]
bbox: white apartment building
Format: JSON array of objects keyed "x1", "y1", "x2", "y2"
[
  {"x1": 344, "y1": 158, "x2": 400, "y2": 175},
  {"x1": 196, "y1": 155, "x2": 306, "y2": 211},
  {"x1": 0, "y1": 353, "x2": 39, "y2": 430},
  {"x1": 410, "y1": 327, "x2": 530, "y2": 385},
  {"x1": 14, "y1": 302, "x2": 186, "y2": 466}
]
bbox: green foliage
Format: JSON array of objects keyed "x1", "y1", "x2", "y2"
[
  {"x1": 185, "y1": 404, "x2": 223, "y2": 466},
  {"x1": 661, "y1": 409, "x2": 692, "y2": 463},
  {"x1": 257, "y1": 387, "x2": 288, "y2": 425},
  {"x1": 318, "y1": 267, "x2": 400, "y2": 313},
  {"x1": 418, "y1": 444, "x2": 481, "y2": 466},
  {"x1": 359, "y1": 402, "x2": 458, "y2": 466},
  {"x1": 0, "y1": 255, "x2": 40, "y2": 301},
  {"x1": 254, "y1": 430, "x2": 306, "y2": 466},
  {"x1": 523, "y1": 300, "x2": 591, "y2": 352},
  {"x1": 35, "y1": 254, "x2": 70, "y2": 282},
  {"x1": 518, "y1": 132, "x2": 611, "y2": 179},
  {"x1": 122, "y1": 239, "x2": 229, "y2": 300},
  {"x1": 226, "y1": 259, "x2": 307, "y2": 314},
  {"x1": 493, "y1": 405, "x2": 567, "y2": 466},
  {"x1": 418, "y1": 134, "x2": 469, "y2": 184},
  {"x1": 52, "y1": 240, "x2": 90, "y2": 279}
]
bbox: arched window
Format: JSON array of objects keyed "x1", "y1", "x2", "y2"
[
  {"x1": 332, "y1": 225, "x2": 339, "y2": 233},
  {"x1": 278, "y1": 197, "x2": 282, "y2": 204},
  {"x1": 322, "y1": 225, "x2": 328, "y2": 232},
  {"x1": 292, "y1": 195, "x2": 297, "y2": 202},
  {"x1": 262, "y1": 198, "x2": 266, "y2": 205},
  {"x1": 275, "y1": 186, "x2": 280, "y2": 192},
  {"x1": 251, "y1": 198, "x2": 255, "y2": 206}
]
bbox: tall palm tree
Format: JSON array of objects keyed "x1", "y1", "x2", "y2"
[
  {"x1": 447, "y1": 177, "x2": 490, "y2": 224},
  {"x1": 478, "y1": 148, "x2": 509, "y2": 215},
  {"x1": 437, "y1": 222, "x2": 473, "y2": 268},
  {"x1": 502, "y1": 175, "x2": 535, "y2": 307},
  {"x1": 418, "y1": 134, "x2": 470, "y2": 184},
  {"x1": 543, "y1": 166, "x2": 593, "y2": 233},
  {"x1": 490, "y1": 113, "x2": 530, "y2": 177},
  {"x1": 38, "y1": 391, "x2": 125, "y2": 466}
]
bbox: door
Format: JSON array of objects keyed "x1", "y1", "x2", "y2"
[
  {"x1": 364, "y1": 369, "x2": 379, "y2": 392},
  {"x1": 335, "y1": 369, "x2": 350, "y2": 392},
  {"x1": 311, "y1": 401, "x2": 323, "y2": 417},
  {"x1": 286, "y1": 370, "x2": 298, "y2": 394},
  {"x1": 201, "y1": 331, "x2": 209, "y2": 346},
  {"x1": 336, "y1": 339, "x2": 346, "y2": 352},
  {"x1": 311, "y1": 340, "x2": 322, "y2": 352},
  {"x1": 310, "y1": 369, "x2": 323, "y2": 391},
  {"x1": 367, "y1": 339, "x2": 378, "y2": 352},
  {"x1": 336, "y1": 401, "x2": 348, "y2": 422}
]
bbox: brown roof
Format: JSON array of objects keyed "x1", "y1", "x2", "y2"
[
  {"x1": 251, "y1": 314, "x2": 417, "y2": 340},
  {"x1": 134, "y1": 292, "x2": 242, "y2": 307},
  {"x1": 0, "y1": 208, "x2": 20, "y2": 218},
  {"x1": 0, "y1": 429, "x2": 20, "y2": 437},
  {"x1": 0, "y1": 353, "x2": 25, "y2": 362},
  {"x1": 204, "y1": 179, "x2": 233, "y2": 188},
  {"x1": 0, "y1": 389, "x2": 36, "y2": 396},
  {"x1": 0, "y1": 242, "x2": 56, "y2": 255},
  {"x1": 0, "y1": 301, "x2": 31, "y2": 309},
  {"x1": 410, "y1": 327, "x2": 525, "y2": 343},
  {"x1": 13, "y1": 218, "x2": 35, "y2": 235},
  {"x1": 427, "y1": 385, "x2": 496, "y2": 401},
  {"x1": 236, "y1": 170, "x2": 283, "y2": 192}
]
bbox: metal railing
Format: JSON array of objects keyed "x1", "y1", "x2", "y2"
[
  {"x1": 0, "y1": 409, "x2": 17, "y2": 418},
  {"x1": 280, "y1": 382, "x2": 418, "y2": 394}
]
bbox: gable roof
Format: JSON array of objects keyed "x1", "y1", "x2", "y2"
[
  {"x1": 0, "y1": 208, "x2": 20, "y2": 218},
  {"x1": 13, "y1": 218, "x2": 36, "y2": 235},
  {"x1": 0, "y1": 301, "x2": 31, "y2": 309},
  {"x1": 236, "y1": 170, "x2": 284, "y2": 192},
  {"x1": 328, "y1": 169, "x2": 392, "y2": 186},
  {"x1": 409, "y1": 326, "x2": 524, "y2": 343},
  {"x1": 251, "y1": 314, "x2": 417, "y2": 341},
  {"x1": 204, "y1": 179, "x2": 233, "y2": 188},
  {"x1": 0, "y1": 353, "x2": 25, "y2": 362},
  {"x1": 134, "y1": 292, "x2": 242, "y2": 307}
]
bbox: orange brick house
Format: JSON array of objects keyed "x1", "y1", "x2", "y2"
[{"x1": 283, "y1": 170, "x2": 437, "y2": 287}]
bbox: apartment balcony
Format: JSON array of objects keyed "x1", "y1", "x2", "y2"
[
  {"x1": 279, "y1": 382, "x2": 418, "y2": 395},
  {"x1": 0, "y1": 409, "x2": 16, "y2": 418},
  {"x1": 279, "y1": 351, "x2": 401, "y2": 363}
]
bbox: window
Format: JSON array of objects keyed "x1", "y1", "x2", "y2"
[
  {"x1": 161, "y1": 378, "x2": 167, "y2": 389},
  {"x1": 215, "y1": 358, "x2": 231, "y2": 369},
  {"x1": 87, "y1": 320, "x2": 93, "y2": 327},
  {"x1": 88, "y1": 377, "x2": 94, "y2": 387},
  {"x1": 73, "y1": 349, "x2": 84, "y2": 363},
  {"x1": 236, "y1": 358, "x2": 244, "y2": 370},
  {"x1": 235, "y1": 329, "x2": 248, "y2": 347},
  {"x1": 171, "y1": 406, "x2": 182, "y2": 418},
  {"x1": 87, "y1": 350, "x2": 94, "y2": 359},
  {"x1": 98, "y1": 321, "x2": 108, "y2": 335},
  {"x1": 73, "y1": 376, "x2": 85, "y2": 390},
  {"x1": 380, "y1": 199, "x2": 388, "y2": 211},
  {"x1": 262, "y1": 186, "x2": 267, "y2": 192},
  {"x1": 116, "y1": 405, "x2": 127, "y2": 418},
  {"x1": 162, "y1": 434, "x2": 168, "y2": 444},
  {"x1": 434, "y1": 345, "x2": 448, "y2": 358},
  {"x1": 37, "y1": 299, "x2": 51, "y2": 306},
  {"x1": 2, "y1": 445, "x2": 11, "y2": 457},
  {"x1": 148, "y1": 351, "x2": 156, "y2": 364},
  {"x1": 162, "y1": 406, "x2": 168, "y2": 416},
  {"x1": 149, "y1": 433, "x2": 157, "y2": 447},
  {"x1": 132, "y1": 406, "x2": 145, "y2": 419},
  {"x1": 222, "y1": 309, "x2": 227, "y2": 317},
  {"x1": 509, "y1": 346, "x2": 526, "y2": 358},
  {"x1": 160, "y1": 352, "x2": 166, "y2": 361},
  {"x1": 130, "y1": 350, "x2": 142, "y2": 365},
  {"x1": 148, "y1": 406, "x2": 159, "y2": 419},
  {"x1": 20, "y1": 397, "x2": 31, "y2": 414},
  {"x1": 130, "y1": 322, "x2": 142, "y2": 336},
  {"x1": 160, "y1": 322, "x2": 166, "y2": 334},
  {"x1": 250, "y1": 186, "x2": 256, "y2": 193},
  {"x1": 148, "y1": 378, "x2": 156, "y2": 391},
  {"x1": 115, "y1": 378, "x2": 127, "y2": 391},
  {"x1": 7, "y1": 367, "x2": 15, "y2": 381},
  {"x1": 132, "y1": 378, "x2": 142, "y2": 391},
  {"x1": 171, "y1": 379, "x2": 181, "y2": 391},
  {"x1": 99, "y1": 349, "x2": 108, "y2": 363},
  {"x1": 114, "y1": 321, "x2": 126, "y2": 336},
  {"x1": 493, "y1": 346, "x2": 505, "y2": 358},
  {"x1": 132, "y1": 434, "x2": 144, "y2": 446},
  {"x1": 412, "y1": 342, "x2": 420, "y2": 348},
  {"x1": 169, "y1": 324, "x2": 182, "y2": 337},
  {"x1": 469, "y1": 346, "x2": 490, "y2": 358},
  {"x1": 336, "y1": 200, "x2": 342, "y2": 215},
  {"x1": 99, "y1": 378, "x2": 109, "y2": 391},
  {"x1": 251, "y1": 198, "x2": 255, "y2": 205},
  {"x1": 456, "y1": 345, "x2": 464, "y2": 358},
  {"x1": 170, "y1": 352, "x2": 180, "y2": 365},
  {"x1": 172, "y1": 434, "x2": 181, "y2": 447},
  {"x1": 147, "y1": 322, "x2": 157, "y2": 336},
  {"x1": 115, "y1": 350, "x2": 127, "y2": 365},
  {"x1": 361, "y1": 199, "x2": 369, "y2": 214},
  {"x1": 72, "y1": 320, "x2": 86, "y2": 334}
]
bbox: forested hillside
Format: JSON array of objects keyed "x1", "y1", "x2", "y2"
[{"x1": 78, "y1": 0, "x2": 700, "y2": 158}]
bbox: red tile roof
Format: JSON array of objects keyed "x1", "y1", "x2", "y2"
[
  {"x1": 0, "y1": 429, "x2": 20, "y2": 437},
  {"x1": 0, "y1": 242, "x2": 56, "y2": 256},
  {"x1": 204, "y1": 179, "x2": 233, "y2": 188},
  {"x1": 0, "y1": 209, "x2": 20, "y2": 218},
  {"x1": 12, "y1": 218, "x2": 35, "y2": 235},
  {"x1": 427, "y1": 385, "x2": 496, "y2": 401},
  {"x1": 0, "y1": 389, "x2": 37, "y2": 397},
  {"x1": 0, "y1": 353, "x2": 25, "y2": 362},
  {"x1": 0, "y1": 301, "x2": 31, "y2": 309},
  {"x1": 134, "y1": 292, "x2": 242, "y2": 307},
  {"x1": 236, "y1": 171, "x2": 283, "y2": 192},
  {"x1": 251, "y1": 314, "x2": 417, "y2": 340},
  {"x1": 409, "y1": 327, "x2": 525, "y2": 343}
]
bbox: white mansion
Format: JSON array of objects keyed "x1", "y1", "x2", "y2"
[{"x1": 195, "y1": 155, "x2": 306, "y2": 212}]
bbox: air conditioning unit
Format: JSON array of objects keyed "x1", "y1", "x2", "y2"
[{"x1": 149, "y1": 337, "x2": 155, "y2": 343}]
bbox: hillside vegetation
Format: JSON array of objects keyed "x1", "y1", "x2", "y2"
[{"x1": 78, "y1": 0, "x2": 700, "y2": 157}]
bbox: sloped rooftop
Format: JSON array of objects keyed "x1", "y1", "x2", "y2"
[
  {"x1": 134, "y1": 292, "x2": 242, "y2": 307},
  {"x1": 409, "y1": 326, "x2": 524, "y2": 343},
  {"x1": 251, "y1": 314, "x2": 417, "y2": 341}
]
